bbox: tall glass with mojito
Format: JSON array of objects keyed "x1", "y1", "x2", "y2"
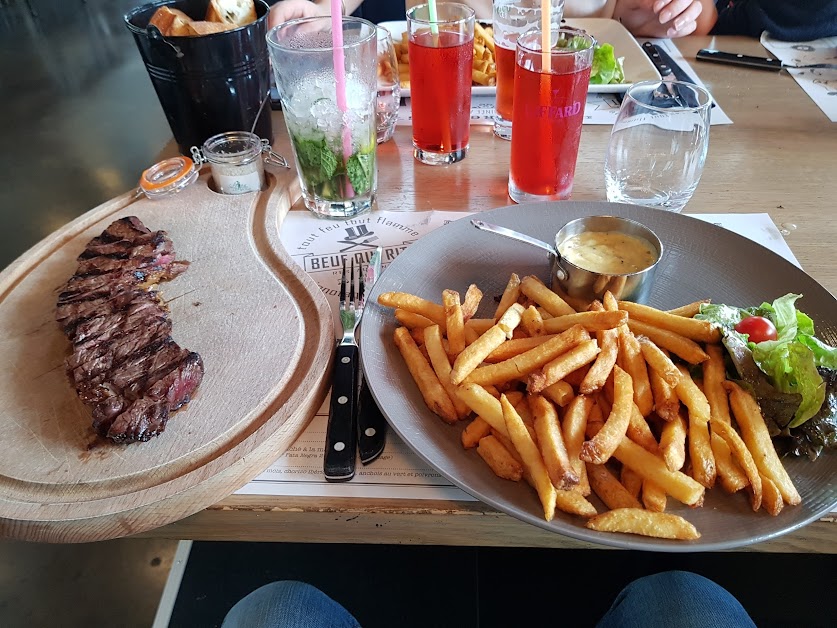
[{"x1": 268, "y1": 17, "x2": 378, "y2": 218}]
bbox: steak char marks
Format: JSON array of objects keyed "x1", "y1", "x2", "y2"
[{"x1": 56, "y1": 217, "x2": 203, "y2": 444}]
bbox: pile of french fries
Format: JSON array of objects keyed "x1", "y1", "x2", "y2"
[
  {"x1": 378, "y1": 274, "x2": 802, "y2": 542},
  {"x1": 393, "y1": 23, "x2": 498, "y2": 90}
]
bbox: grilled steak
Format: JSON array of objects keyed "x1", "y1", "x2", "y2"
[{"x1": 56, "y1": 216, "x2": 203, "y2": 444}]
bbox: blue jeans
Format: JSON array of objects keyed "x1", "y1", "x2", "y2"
[{"x1": 221, "y1": 571, "x2": 755, "y2": 628}]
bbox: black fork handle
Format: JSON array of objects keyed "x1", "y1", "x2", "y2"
[{"x1": 324, "y1": 344, "x2": 359, "y2": 481}]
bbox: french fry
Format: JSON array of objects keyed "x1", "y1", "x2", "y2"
[
  {"x1": 628, "y1": 404, "x2": 660, "y2": 454},
  {"x1": 616, "y1": 325, "x2": 654, "y2": 417},
  {"x1": 451, "y1": 304, "x2": 525, "y2": 384},
  {"x1": 660, "y1": 412, "x2": 688, "y2": 472},
  {"x1": 580, "y1": 366, "x2": 633, "y2": 464},
  {"x1": 564, "y1": 364, "x2": 591, "y2": 388},
  {"x1": 504, "y1": 390, "x2": 525, "y2": 407},
  {"x1": 580, "y1": 302, "x2": 619, "y2": 394},
  {"x1": 613, "y1": 437, "x2": 706, "y2": 506},
  {"x1": 393, "y1": 327, "x2": 458, "y2": 423},
  {"x1": 637, "y1": 336, "x2": 681, "y2": 387},
  {"x1": 514, "y1": 397, "x2": 534, "y2": 427},
  {"x1": 531, "y1": 395, "x2": 579, "y2": 490},
  {"x1": 494, "y1": 273, "x2": 521, "y2": 321},
  {"x1": 473, "y1": 69, "x2": 493, "y2": 86},
  {"x1": 477, "y1": 435, "x2": 523, "y2": 481},
  {"x1": 627, "y1": 319, "x2": 709, "y2": 364},
  {"x1": 587, "y1": 463, "x2": 642, "y2": 510},
  {"x1": 562, "y1": 395, "x2": 593, "y2": 493},
  {"x1": 725, "y1": 381, "x2": 801, "y2": 505},
  {"x1": 711, "y1": 419, "x2": 762, "y2": 511},
  {"x1": 528, "y1": 339, "x2": 600, "y2": 393},
  {"x1": 642, "y1": 480, "x2": 667, "y2": 513},
  {"x1": 542, "y1": 380, "x2": 574, "y2": 407},
  {"x1": 675, "y1": 364, "x2": 716, "y2": 489},
  {"x1": 464, "y1": 325, "x2": 480, "y2": 345},
  {"x1": 521, "y1": 305, "x2": 545, "y2": 337},
  {"x1": 711, "y1": 432, "x2": 749, "y2": 493},
  {"x1": 649, "y1": 366, "x2": 680, "y2": 422},
  {"x1": 586, "y1": 401, "x2": 605, "y2": 439},
  {"x1": 703, "y1": 344, "x2": 732, "y2": 424},
  {"x1": 424, "y1": 325, "x2": 471, "y2": 419},
  {"x1": 379, "y1": 292, "x2": 446, "y2": 327},
  {"x1": 501, "y1": 395, "x2": 557, "y2": 520},
  {"x1": 759, "y1": 473, "x2": 784, "y2": 516},
  {"x1": 618, "y1": 301, "x2": 720, "y2": 343},
  {"x1": 667, "y1": 300, "x2": 709, "y2": 317},
  {"x1": 520, "y1": 275, "x2": 576, "y2": 317},
  {"x1": 621, "y1": 466, "x2": 643, "y2": 500},
  {"x1": 465, "y1": 318, "x2": 494, "y2": 334},
  {"x1": 443, "y1": 289, "x2": 466, "y2": 356},
  {"x1": 456, "y1": 383, "x2": 509, "y2": 438},
  {"x1": 474, "y1": 21, "x2": 495, "y2": 52},
  {"x1": 586, "y1": 509, "x2": 700, "y2": 541},
  {"x1": 461, "y1": 417, "x2": 492, "y2": 449},
  {"x1": 466, "y1": 325, "x2": 590, "y2": 387},
  {"x1": 410, "y1": 326, "x2": 427, "y2": 345},
  {"x1": 461, "y1": 284, "x2": 483, "y2": 321},
  {"x1": 542, "y1": 310, "x2": 628, "y2": 334},
  {"x1": 395, "y1": 309, "x2": 435, "y2": 329}
]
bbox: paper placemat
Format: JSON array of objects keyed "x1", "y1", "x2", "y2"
[
  {"x1": 760, "y1": 33, "x2": 837, "y2": 122},
  {"x1": 239, "y1": 211, "x2": 802, "y2": 501}
]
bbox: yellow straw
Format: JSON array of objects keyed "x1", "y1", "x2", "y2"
[{"x1": 540, "y1": 0, "x2": 551, "y2": 73}]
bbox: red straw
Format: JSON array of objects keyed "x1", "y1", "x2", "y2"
[{"x1": 330, "y1": 1, "x2": 355, "y2": 196}]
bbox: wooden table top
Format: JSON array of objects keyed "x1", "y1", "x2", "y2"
[{"x1": 146, "y1": 35, "x2": 837, "y2": 552}]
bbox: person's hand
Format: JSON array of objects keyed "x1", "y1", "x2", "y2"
[
  {"x1": 613, "y1": 0, "x2": 705, "y2": 38},
  {"x1": 268, "y1": 0, "x2": 329, "y2": 30}
]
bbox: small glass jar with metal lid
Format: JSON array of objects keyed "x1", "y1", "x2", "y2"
[{"x1": 191, "y1": 131, "x2": 288, "y2": 195}]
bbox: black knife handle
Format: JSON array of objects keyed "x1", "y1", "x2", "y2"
[
  {"x1": 642, "y1": 41, "x2": 672, "y2": 77},
  {"x1": 696, "y1": 49, "x2": 783, "y2": 71},
  {"x1": 324, "y1": 344, "x2": 359, "y2": 482},
  {"x1": 357, "y1": 377, "x2": 387, "y2": 464}
]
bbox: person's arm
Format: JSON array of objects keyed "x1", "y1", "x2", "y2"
[{"x1": 268, "y1": 0, "x2": 365, "y2": 28}]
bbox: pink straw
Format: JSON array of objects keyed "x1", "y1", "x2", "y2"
[{"x1": 330, "y1": 0, "x2": 355, "y2": 197}]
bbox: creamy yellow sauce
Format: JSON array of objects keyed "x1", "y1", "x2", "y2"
[{"x1": 558, "y1": 231, "x2": 657, "y2": 275}]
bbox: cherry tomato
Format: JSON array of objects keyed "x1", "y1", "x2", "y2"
[{"x1": 734, "y1": 316, "x2": 778, "y2": 343}]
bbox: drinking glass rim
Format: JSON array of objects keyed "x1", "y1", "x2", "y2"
[
  {"x1": 406, "y1": 3, "x2": 476, "y2": 26},
  {"x1": 625, "y1": 79, "x2": 713, "y2": 112},
  {"x1": 267, "y1": 16, "x2": 376, "y2": 52},
  {"x1": 517, "y1": 28, "x2": 596, "y2": 55}
]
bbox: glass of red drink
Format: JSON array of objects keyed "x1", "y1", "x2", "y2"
[
  {"x1": 508, "y1": 29, "x2": 595, "y2": 203},
  {"x1": 407, "y1": 3, "x2": 475, "y2": 165},
  {"x1": 492, "y1": 0, "x2": 564, "y2": 141}
]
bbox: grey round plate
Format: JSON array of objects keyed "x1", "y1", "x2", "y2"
[{"x1": 359, "y1": 201, "x2": 837, "y2": 551}]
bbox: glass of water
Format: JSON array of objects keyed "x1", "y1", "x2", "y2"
[
  {"x1": 376, "y1": 27, "x2": 400, "y2": 143},
  {"x1": 604, "y1": 80, "x2": 712, "y2": 212}
]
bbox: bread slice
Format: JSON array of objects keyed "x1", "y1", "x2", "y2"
[
  {"x1": 148, "y1": 6, "x2": 193, "y2": 36},
  {"x1": 186, "y1": 20, "x2": 234, "y2": 36},
  {"x1": 205, "y1": 0, "x2": 257, "y2": 27}
]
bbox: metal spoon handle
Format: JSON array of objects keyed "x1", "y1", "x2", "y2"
[{"x1": 470, "y1": 220, "x2": 557, "y2": 256}]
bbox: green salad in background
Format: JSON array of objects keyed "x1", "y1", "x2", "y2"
[
  {"x1": 697, "y1": 294, "x2": 837, "y2": 459},
  {"x1": 589, "y1": 43, "x2": 625, "y2": 85}
]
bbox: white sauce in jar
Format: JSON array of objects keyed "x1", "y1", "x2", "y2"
[{"x1": 558, "y1": 231, "x2": 658, "y2": 275}]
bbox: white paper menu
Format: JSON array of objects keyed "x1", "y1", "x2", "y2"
[
  {"x1": 760, "y1": 33, "x2": 837, "y2": 123},
  {"x1": 237, "y1": 211, "x2": 802, "y2": 500}
]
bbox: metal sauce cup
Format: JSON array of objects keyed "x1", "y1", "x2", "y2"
[{"x1": 552, "y1": 216, "x2": 663, "y2": 303}]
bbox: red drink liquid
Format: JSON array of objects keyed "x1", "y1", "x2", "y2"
[
  {"x1": 494, "y1": 43, "x2": 516, "y2": 122},
  {"x1": 509, "y1": 63, "x2": 592, "y2": 198},
  {"x1": 409, "y1": 31, "x2": 474, "y2": 157}
]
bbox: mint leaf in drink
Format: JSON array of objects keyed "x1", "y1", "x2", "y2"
[
  {"x1": 294, "y1": 137, "x2": 322, "y2": 171},
  {"x1": 319, "y1": 145, "x2": 338, "y2": 180},
  {"x1": 347, "y1": 151, "x2": 373, "y2": 194}
]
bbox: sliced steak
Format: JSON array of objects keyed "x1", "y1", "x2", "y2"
[{"x1": 56, "y1": 216, "x2": 202, "y2": 444}]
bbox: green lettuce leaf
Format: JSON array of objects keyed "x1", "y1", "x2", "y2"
[
  {"x1": 589, "y1": 44, "x2": 625, "y2": 85},
  {"x1": 753, "y1": 341, "x2": 826, "y2": 427}
]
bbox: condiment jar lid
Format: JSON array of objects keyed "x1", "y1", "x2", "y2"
[{"x1": 138, "y1": 156, "x2": 200, "y2": 200}]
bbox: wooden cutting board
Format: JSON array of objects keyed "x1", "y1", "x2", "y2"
[{"x1": 0, "y1": 169, "x2": 333, "y2": 542}]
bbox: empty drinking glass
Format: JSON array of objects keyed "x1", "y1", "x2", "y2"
[
  {"x1": 376, "y1": 27, "x2": 401, "y2": 143},
  {"x1": 604, "y1": 80, "x2": 712, "y2": 212}
]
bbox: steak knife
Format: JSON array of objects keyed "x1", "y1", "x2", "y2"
[
  {"x1": 642, "y1": 42, "x2": 712, "y2": 109},
  {"x1": 696, "y1": 49, "x2": 837, "y2": 71},
  {"x1": 357, "y1": 248, "x2": 387, "y2": 464}
]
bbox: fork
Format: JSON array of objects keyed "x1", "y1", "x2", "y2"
[{"x1": 323, "y1": 258, "x2": 366, "y2": 481}]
